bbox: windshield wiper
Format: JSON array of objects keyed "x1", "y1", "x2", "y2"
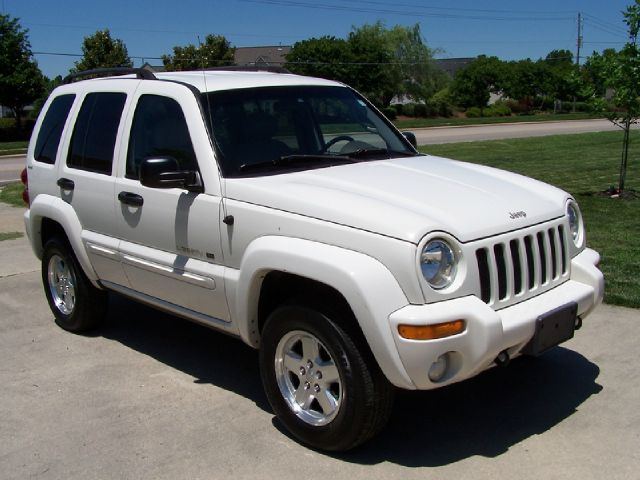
[
  {"x1": 278, "y1": 154, "x2": 355, "y2": 164},
  {"x1": 345, "y1": 148, "x2": 418, "y2": 159},
  {"x1": 238, "y1": 154, "x2": 356, "y2": 173}
]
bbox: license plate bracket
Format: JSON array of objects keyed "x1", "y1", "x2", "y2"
[{"x1": 523, "y1": 302, "x2": 578, "y2": 356}]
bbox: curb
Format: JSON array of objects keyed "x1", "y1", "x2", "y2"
[{"x1": 410, "y1": 118, "x2": 612, "y2": 132}]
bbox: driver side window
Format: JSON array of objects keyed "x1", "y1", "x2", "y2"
[{"x1": 126, "y1": 94, "x2": 197, "y2": 179}]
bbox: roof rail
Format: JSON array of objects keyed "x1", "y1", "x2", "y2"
[
  {"x1": 62, "y1": 67, "x2": 157, "y2": 84},
  {"x1": 203, "y1": 66, "x2": 291, "y2": 74}
]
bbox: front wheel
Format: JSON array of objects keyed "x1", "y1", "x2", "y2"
[
  {"x1": 259, "y1": 305, "x2": 394, "y2": 451},
  {"x1": 42, "y1": 237, "x2": 107, "y2": 332}
]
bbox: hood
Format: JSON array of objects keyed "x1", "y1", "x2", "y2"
[{"x1": 224, "y1": 155, "x2": 569, "y2": 244}]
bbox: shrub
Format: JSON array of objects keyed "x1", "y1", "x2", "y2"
[
  {"x1": 402, "y1": 103, "x2": 415, "y2": 117},
  {"x1": 465, "y1": 106, "x2": 482, "y2": 118},
  {"x1": 0, "y1": 118, "x2": 35, "y2": 142},
  {"x1": 391, "y1": 104, "x2": 403, "y2": 115},
  {"x1": 413, "y1": 103, "x2": 428, "y2": 117},
  {"x1": 483, "y1": 102, "x2": 512, "y2": 117},
  {"x1": 429, "y1": 89, "x2": 454, "y2": 117},
  {"x1": 382, "y1": 107, "x2": 397, "y2": 120},
  {"x1": 504, "y1": 99, "x2": 530, "y2": 114}
]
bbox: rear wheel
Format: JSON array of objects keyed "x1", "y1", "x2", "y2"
[
  {"x1": 259, "y1": 305, "x2": 394, "y2": 451},
  {"x1": 42, "y1": 237, "x2": 107, "y2": 332}
]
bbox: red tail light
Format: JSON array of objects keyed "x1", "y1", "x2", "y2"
[{"x1": 20, "y1": 168, "x2": 29, "y2": 206}]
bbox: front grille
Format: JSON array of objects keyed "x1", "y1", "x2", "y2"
[{"x1": 475, "y1": 223, "x2": 569, "y2": 308}]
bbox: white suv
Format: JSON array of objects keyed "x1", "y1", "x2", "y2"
[{"x1": 23, "y1": 67, "x2": 604, "y2": 451}]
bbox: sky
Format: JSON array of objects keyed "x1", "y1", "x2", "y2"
[{"x1": 2, "y1": 0, "x2": 634, "y2": 79}]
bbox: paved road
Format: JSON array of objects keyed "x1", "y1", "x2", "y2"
[
  {"x1": 0, "y1": 155, "x2": 25, "y2": 186},
  {"x1": 412, "y1": 118, "x2": 632, "y2": 145},
  {"x1": 0, "y1": 203, "x2": 638, "y2": 480},
  {"x1": 0, "y1": 119, "x2": 632, "y2": 186}
]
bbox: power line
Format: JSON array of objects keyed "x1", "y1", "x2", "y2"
[
  {"x1": 24, "y1": 22, "x2": 304, "y2": 39},
  {"x1": 582, "y1": 12, "x2": 627, "y2": 36},
  {"x1": 304, "y1": 0, "x2": 577, "y2": 16},
  {"x1": 236, "y1": 0, "x2": 575, "y2": 21}
]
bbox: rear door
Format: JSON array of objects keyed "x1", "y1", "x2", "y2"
[
  {"x1": 113, "y1": 81, "x2": 229, "y2": 322},
  {"x1": 57, "y1": 81, "x2": 138, "y2": 287}
]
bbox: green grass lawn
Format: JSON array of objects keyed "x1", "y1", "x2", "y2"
[
  {"x1": 420, "y1": 130, "x2": 639, "y2": 309},
  {"x1": 0, "y1": 141, "x2": 28, "y2": 156},
  {"x1": 0, "y1": 232, "x2": 23, "y2": 241},
  {"x1": 0, "y1": 183, "x2": 25, "y2": 242},
  {"x1": 0, "y1": 182, "x2": 24, "y2": 207}
]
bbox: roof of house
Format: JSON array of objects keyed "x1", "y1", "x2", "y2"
[
  {"x1": 433, "y1": 57, "x2": 476, "y2": 77},
  {"x1": 234, "y1": 46, "x2": 291, "y2": 66}
]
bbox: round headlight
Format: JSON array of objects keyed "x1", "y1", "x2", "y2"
[
  {"x1": 420, "y1": 239, "x2": 457, "y2": 290},
  {"x1": 567, "y1": 202, "x2": 583, "y2": 247}
]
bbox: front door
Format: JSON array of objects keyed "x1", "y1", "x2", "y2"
[{"x1": 114, "y1": 83, "x2": 229, "y2": 322}]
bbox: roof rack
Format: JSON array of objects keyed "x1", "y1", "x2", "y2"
[
  {"x1": 203, "y1": 66, "x2": 291, "y2": 74},
  {"x1": 63, "y1": 67, "x2": 157, "y2": 85}
]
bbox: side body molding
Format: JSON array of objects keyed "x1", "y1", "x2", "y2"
[{"x1": 229, "y1": 236, "x2": 416, "y2": 389}]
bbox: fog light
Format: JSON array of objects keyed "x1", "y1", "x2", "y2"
[{"x1": 428, "y1": 353, "x2": 450, "y2": 382}]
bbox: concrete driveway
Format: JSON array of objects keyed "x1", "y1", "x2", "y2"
[
  {"x1": 0, "y1": 155, "x2": 25, "y2": 186},
  {"x1": 1, "y1": 202, "x2": 639, "y2": 479}
]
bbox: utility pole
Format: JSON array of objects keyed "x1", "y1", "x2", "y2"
[
  {"x1": 572, "y1": 12, "x2": 583, "y2": 112},
  {"x1": 576, "y1": 12, "x2": 583, "y2": 66}
]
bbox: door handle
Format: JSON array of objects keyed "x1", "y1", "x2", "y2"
[
  {"x1": 57, "y1": 178, "x2": 75, "y2": 190},
  {"x1": 118, "y1": 191, "x2": 144, "y2": 207}
]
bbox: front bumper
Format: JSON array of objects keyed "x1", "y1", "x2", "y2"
[{"x1": 388, "y1": 248, "x2": 603, "y2": 390}]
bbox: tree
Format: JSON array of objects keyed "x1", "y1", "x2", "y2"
[
  {"x1": 287, "y1": 23, "x2": 445, "y2": 108},
  {"x1": 450, "y1": 56, "x2": 504, "y2": 109},
  {"x1": 377, "y1": 23, "x2": 447, "y2": 104},
  {"x1": 501, "y1": 59, "x2": 552, "y2": 110},
  {"x1": 0, "y1": 14, "x2": 45, "y2": 129},
  {"x1": 544, "y1": 49, "x2": 574, "y2": 68},
  {"x1": 162, "y1": 34, "x2": 235, "y2": 71},
  {"x1": 73, "y1": 29, "x2": 132, "y2": 72},
  {"x1": 285, "y1": 36, "x2": 354, "y2": 83},
  {"x1": 583, "y1": 48, "x2": 618, "y2": 97},
  {"x1": 604, "y1": 0, "x2": 640, "y2": 193},
  {"x1": 543, "y1": 49, "x2": 580, "y2": 103},
  {"x1": 346, "y1": 24, "x2": 396, "y2": 106}
]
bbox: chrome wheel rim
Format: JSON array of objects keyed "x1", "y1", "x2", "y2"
[
  {"x1": 47, "y1": 254, "x2": 76, "y2": 316},
  {"x1": 274, "y1": 330, "x2": 343, "y2": 426}
]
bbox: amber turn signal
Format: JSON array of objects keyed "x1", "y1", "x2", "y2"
[{"x1": 398, "y1": 320, "x2": 466, "y2": 340}]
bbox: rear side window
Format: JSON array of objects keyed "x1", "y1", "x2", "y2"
[
  {"x1": 34, "y1": 94, "x2": 75, "y2": 164},
  {"x1": 126, "y1": 94, "x2": 197, "y2": 179},
  {"x1": 67, "y1": 92, "x2": 126, "y2": 175}
]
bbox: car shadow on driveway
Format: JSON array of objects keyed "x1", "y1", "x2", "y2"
[
  {"x1": 98, "y1": 293, "x2": 271, "y2": 412},
  {"x1": 98, "y1": 293, "x2": 601, "y2": 467},
  {"x1": 333, "y1": 346, "x2": 602, "y2": 466}
]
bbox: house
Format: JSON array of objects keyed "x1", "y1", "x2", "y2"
[
  {"x1": 433, "y1": 57, "x2": 475, "y2": 78},
  {"x1": 234, "y1": 46, "x2": 291, "y2": 67}
]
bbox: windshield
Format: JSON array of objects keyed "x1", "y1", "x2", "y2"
[{"x1": 201, "y1": 85, "x2": 416, "y2": 177}]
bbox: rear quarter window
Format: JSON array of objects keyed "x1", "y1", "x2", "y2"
[
  {"x1": 33, "y1": 94, "x2": 76, "y2": 164},
  {"x1": 67, "y1": 92, "x2": 127, "y2": 175}
]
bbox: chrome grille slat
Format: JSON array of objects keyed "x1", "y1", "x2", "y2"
[
  {"x1": 487, "y1": 246, "x2": 500, "y2": 304},
  {"x1": 532, "y1": 233, "x2": 543, "y2": 289},
  {"x1": 475, "y1": 221, "x2": 569, "y2": 309}
]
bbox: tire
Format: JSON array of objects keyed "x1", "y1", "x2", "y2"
[
  {"x1": 259, "y1": 305, "x2": 395, "y2": 451},
  {"x1": 41, "y1": 236, "x2": 107, "y2": 332}
]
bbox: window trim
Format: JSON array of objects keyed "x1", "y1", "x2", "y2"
[{"x1": 66, "y1": 91, "x2": 127, "y2": 176}]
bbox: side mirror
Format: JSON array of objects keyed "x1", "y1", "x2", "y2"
[
  {"x1": 139, "y1": 157, "x2": 203, "y2": 193},
  {"x1": 402, "y1": 131, "x2": 418, "y2": 149}
]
